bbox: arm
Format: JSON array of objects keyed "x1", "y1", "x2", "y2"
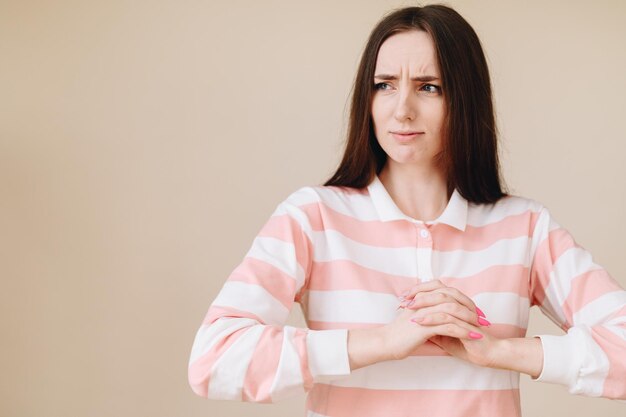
[
  {"x1": 347, "y1": 327, "x2": 391, "y2": 371},
  {"x1": 490, "y1": 337, "x2": 543, "y2": 379},
  {"x1": 368, "y1": 207, "x2": 625, "y2": 393},
  {"x1": 348, "y1": 283, "x2": 493, "y2": 371},
  {"x1": 188, "y1": 193, "x2": 350, "y2": 402},
  {"x1": 387, "y1": 287, "x2": 544, "y2": 376},
  {"x1": 528, "y1": 207, "x2": 626, "y2": 399},
  {"x1": 362, "y1": 202, "x2": 622, "y2": 386}
]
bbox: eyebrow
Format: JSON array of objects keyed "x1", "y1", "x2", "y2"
[{"x1": 374, "y1": 74, "x2": 440, "y2": 82}]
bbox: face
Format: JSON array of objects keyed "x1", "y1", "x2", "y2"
[{"x1": 371, "y1": 30, "x2": 445, "y2": 171}]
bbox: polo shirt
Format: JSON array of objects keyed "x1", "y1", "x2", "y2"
[{"x1": 188, "y1": 175, "x2": 626, "y2": 416}]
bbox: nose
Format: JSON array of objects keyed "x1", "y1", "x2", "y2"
[{"x1": 393, "y1": 87, "x2": 417, "y2": 122}]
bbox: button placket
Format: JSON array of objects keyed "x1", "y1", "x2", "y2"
[{"x1": 415, "y1": 222, "x2": 434, "y2": 282}]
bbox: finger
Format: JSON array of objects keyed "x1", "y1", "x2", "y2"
[
  {"x1": 399, "y1": 279, "x2": 445, "y2": 300},
  {"x1": 429, "y1": 323, "x2": 483, "y2": 340},
  {"x1": 411, "y1": 298, "x2": 491, "y2": 327},
  {"x1": 435, "y1": 287, "x2": 477, "y2": 314},
  {"x1": 412, "y1": 315, "x2": 484, "y2": 340},
  {"x1": 403, "y1": 287, "x2": 487, "y2": 322},
  {"x1": 409, "y1": 302, "x2": 482, "y2": 326},
  {"x1": 427, "y1": 335, "x2": 450, "y2": 349},
  {"x1": 398, "y1": 284, "x2": 489, "y2": 323},
  {"x1": 440, "y1": 289, "x2": 490, "y2": 322},
  {"x1": 406, "y1": 286, "x2": 475, "y2": 313},
  {"x1": 399, "y1": 281, "x2": 459, "y2": 305},
  {"x1": 403, "y1": 291, "x2": 458, "y2": 311}
]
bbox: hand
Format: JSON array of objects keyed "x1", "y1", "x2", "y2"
[
  {"x1": 399, "y1": 280, "x2": 483, "y2": 320},
  {"x1": 399, "y1": 280, "x2": 501, "y2": 367},
  {"x1": 381, "y1": 280, "x2": 490, "y2": 361}
]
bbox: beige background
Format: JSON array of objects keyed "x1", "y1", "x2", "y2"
[{"x1": 1, "y1": 0, "x2": 625, "y2": 416}]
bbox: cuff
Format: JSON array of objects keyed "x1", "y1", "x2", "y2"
[
  {"x1": 306, "y1": 329, "x2": 351, "y2": 381},
  {"x1": 532, "y1": 327, "x2": 586, "y2": 386}
]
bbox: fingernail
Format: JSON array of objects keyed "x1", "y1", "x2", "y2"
[
  {"x1": 476, "y1": 307, "x2": 486, "y2": 318},
  {"x1": 407, "y1": 300, "x2": 415, "y2": 307},
  {"x1": 477, "y1": 317, "x2": 491, "y2": 326},
  {"x1": 469, "y1": 332, "x2": 483, "y2": 340},
  {"x1": 400, "y1": 290, "x2": 410, "y2": 297},
  {"x1": 411, "y1": 317, "x2": 424, "y2": 323}
]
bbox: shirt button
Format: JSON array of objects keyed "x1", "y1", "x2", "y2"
[{"x1": 420, "y1": 229, "x2": 429, "y2": 238}]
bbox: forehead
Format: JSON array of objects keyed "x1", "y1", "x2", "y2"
[{"x1": 375, "y1": 30, "x2": 439, "y2": 75}]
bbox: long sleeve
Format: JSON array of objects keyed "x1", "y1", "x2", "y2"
[
  {"x1": 187, "y1": 190, "x2": 351, "y2": 403},
  {"x1": 529, "y1": 206, "x2": 626, "y2": 399}
]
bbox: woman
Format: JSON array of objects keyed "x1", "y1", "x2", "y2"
[{"x1": 188, "y1": 5, "x2": 626, "y2": 416}]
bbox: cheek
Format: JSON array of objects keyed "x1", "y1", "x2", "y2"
[
  {"x1": 370, "y1": 99, "x2": 383, "y2": 126},
  {"x1": 425, "y1": 102, "x2": 446, "y2": 131},
  {"x1": 371, "y1": 98, "x2": 392, "y2": 135}
]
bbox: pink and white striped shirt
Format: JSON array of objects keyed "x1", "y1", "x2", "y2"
[{"x1": 188, "y1": 175, "x2": 626, "y2": 416}]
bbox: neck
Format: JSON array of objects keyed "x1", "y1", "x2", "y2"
[{"x1": 378, "y1": 161, "x2": 449, "y2": 222}]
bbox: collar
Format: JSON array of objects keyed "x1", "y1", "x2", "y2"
[{"x1": 366, "y1": 174, "x2": 468, "y2": 231}]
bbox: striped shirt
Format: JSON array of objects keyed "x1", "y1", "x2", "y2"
[{"x1": 188, "y1": 175, "x2": 626, "y2": 416}]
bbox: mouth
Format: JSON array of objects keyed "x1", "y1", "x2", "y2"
[{"x1": 390, "y1": 131, "x2": 424, "y2": 141}]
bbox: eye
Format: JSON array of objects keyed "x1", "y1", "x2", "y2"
[
  {"x1": 420, "y1": 84, "x2": 442, "y2": 94},
  {"x1": 374, "y1": 82, "x2": 392, "y2": 91}
]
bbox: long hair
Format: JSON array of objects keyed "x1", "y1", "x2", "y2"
[{"x1": 323, "y1": 5, "x2": 507, "y2": 204}]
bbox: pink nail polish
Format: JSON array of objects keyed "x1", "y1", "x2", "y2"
[
  {"x1": 477, "y1": 317, "x2": 491, "y2": 326},
  {"x1": 469, "y1": 332, "x2": 483, "y2": 340},
  {"x1": 476, "y1": 307, "x2": 486, "y2": 318}
]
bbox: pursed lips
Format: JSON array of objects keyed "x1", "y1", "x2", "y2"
[
  {"x1": 390, "y1": 131, "x2": 423, "y2": 135},
  {"x1": 390, "y1": 131, "x2": 424, "y2": 141}
]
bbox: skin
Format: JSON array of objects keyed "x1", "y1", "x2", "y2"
[
  {"x1": 347, "y1": 30, "x2": 543, "y2": 379},
  {"x1": 372, "y1": 30, "x2": 448, "y2": 222},
  {"x1": 371, "y1": 30, "x2": 445, "y2": 173}
]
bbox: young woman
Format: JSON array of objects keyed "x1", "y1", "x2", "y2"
[{"x1": 188, "y1": 5, "x2": 626, "y2": 416}]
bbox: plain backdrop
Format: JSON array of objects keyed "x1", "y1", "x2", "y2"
[{"x1": 1, "y1": 0, "x2": 625, "y2": 416}]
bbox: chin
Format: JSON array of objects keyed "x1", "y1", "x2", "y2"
[{"x1": 387, "y1": 153, "x2": 433, "y2": 166}]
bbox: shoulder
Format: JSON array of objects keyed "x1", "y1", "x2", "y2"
[
  {"x1": 272, "y1": 183, "x2": 374, "y2": 225},
  {"x1": 467, "y1": 193, "x2": 546, "y2": 227},
  {"x1": 279, "y1": 183, "x2": 369, "y2": 209}
]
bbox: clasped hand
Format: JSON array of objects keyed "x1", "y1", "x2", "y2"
[{"x1": 382, "y1": 279, "x2": 502, "y2": 368}]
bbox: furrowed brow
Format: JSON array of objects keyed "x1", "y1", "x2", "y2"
[{"x1": 374, "y1": 74, "x2": 440, "y2": 82}]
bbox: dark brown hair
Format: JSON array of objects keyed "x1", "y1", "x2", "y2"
[{"x1": 323, "y1": 5, "x2": 507, "y2": 204}]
